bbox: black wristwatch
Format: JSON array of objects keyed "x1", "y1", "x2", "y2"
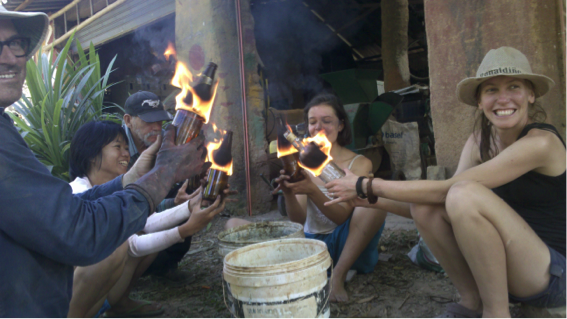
[{"x1": 356, "y1": 176, "x2": 367, "y2": 199}]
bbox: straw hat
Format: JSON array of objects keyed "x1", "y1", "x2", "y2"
[
  {"x1": 456, "y1": 47, "x2": 555, "y2": 106},
  {"x1": 0, "y1": 5, "x2": 49, "y2": 59}
]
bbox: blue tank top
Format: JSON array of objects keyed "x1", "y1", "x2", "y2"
[{"x1": 492, "y1": 123, "x2": 566, "y2": 256}]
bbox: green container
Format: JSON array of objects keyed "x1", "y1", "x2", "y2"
[{"x1": 320, "y1": 69, "x2": 382, "y2": 104}]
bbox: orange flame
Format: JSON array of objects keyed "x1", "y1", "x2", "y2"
[
  {"x1": 297, "y1": 131, "x2": 333, "y2": 176},
  {"x1": 171, "y1": 62, "x2": 219, "y2": 123},
  {"x1": 164, "y1": 42, "x2": 176, "y2": 61},
  {"x1": 206, "y1": 139, "x2": 233, "y2": 176},
  {"x1": 277, "y1": 144, "x2": 297, "y2": 158},
  {"x1": 277, "y1": 124, "x2": 298, "y2": 158}
]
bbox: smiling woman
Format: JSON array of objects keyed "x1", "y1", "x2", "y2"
[
  {"x1": 324, "y1": 47, "x2": 566, "y2": 317},
  {"x1": 69, "y1": 120, "x2": 129, "y2": 190}
]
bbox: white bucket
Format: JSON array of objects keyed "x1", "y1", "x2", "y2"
[
  {"x1": 218, "y1": 221, "x2": 305, "y2": 257},
  {"x1": 223, "y1": 238, "x2": 332, "y2": 318}
]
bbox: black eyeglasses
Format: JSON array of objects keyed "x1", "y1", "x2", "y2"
[{"x1": 0, "y1": 37, "x2": 31, "y2": 58}]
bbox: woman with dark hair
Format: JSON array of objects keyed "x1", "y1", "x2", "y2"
[
  {"x1": 67, "y1": 121, "x2": 227, "y2": 317},
  {"x1": 69, "y1": 121, "x2": 130, "y2": 188},
  {"x1": 225, "y1": 93, "x2": 388, "y2": 302},
  {"x1": 325, "y1": 47, "x2": 566, "y2": 317}
]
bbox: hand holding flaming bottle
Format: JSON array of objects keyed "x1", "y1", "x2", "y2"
[
  {"x1": 283, "y1": 128, "x2": 346, "y2": 184},
  {"x1": 166, "y1": 44, "x2": 219, "y2": 192},
  {"x1": 276, "y1": 117, "x2": 305, "y2": 183}
]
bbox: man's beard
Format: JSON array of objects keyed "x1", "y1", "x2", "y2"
[
  {"x1": 142, "y1": 131, "x2": 161, "y2": 147},
  {"x1": 132, "y1": 125, "x2": 161, "y2": 148}
]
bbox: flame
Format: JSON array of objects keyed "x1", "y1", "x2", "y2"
[
  {"x1": 277, "y1": 143, "x2": 297, "y2": 158},
  {"x1": 171, "y1": 62, "x2": 219, "y2": 123},
  {"x1": 206, "y1": 140, "x2": 233, "y2": 176},
  {"x1": 297, "y1": 131, "x2": 333, "y2": 176},
  {"x1": 164, "y1": 42, "x2": 176, "y2": 61},
  {"x1": 277, "y1": 123, "x2": 298, "y2": 158}
]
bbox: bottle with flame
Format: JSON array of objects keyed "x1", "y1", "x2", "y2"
[
  {"x1": 202, "y1": 130, "x2": 233, "y2": 207},
  {"x1": 276, "y1": 117, "x2": 305, "y2": 183},
  {"x1": 172, "y1": 62, "x2": 218, "y2": 146},
  {"x1": 283, "y1": 130, "x2": 346, "y2": 183}
]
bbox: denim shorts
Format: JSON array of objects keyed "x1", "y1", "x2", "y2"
[
  {"x1": 94, "y1": 299, "x2": 111, "y2": 318},
  {"x1": 305, "y1": 216, "x2": 385, "y2": 274},
  {"x1": 509, "y1": 246, "x2": 566, "y2": 308}
]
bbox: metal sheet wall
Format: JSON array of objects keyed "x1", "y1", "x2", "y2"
[{"x1": 75, "y1": 0, "x2": 174, "y2": 48}]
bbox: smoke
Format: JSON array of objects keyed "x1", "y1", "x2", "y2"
[
  {"x1": 252, "y1": 0, "x2": 360, "y2": 109},
  {"x1": 99, "y1": 16, "x2": 175, "y2": 81}
]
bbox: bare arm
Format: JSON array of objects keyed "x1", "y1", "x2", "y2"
[{"x1": 326, "y1": 130, "x2": 565, "y2": 205}]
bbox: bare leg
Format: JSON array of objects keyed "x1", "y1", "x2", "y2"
[
  {"x1": 330, "y1": 207, "x2": 387, "y2": 302},
  {"x1": 105, "y1": 253, "x2": 160, "y2": 315},
  {"x1": 445, "y1": 181, "x2": 550, "y2": 317},
  {"x1": 411, "y1": 203, "x2": 483, "y2": 313},
  {"x1": 224, "y1": 218, "x2": 251, "y2": 230},
  {"x1": 67, "y1": 242, "x2": 129, "y2": 317}
]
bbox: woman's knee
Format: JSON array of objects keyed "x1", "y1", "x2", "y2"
[
  {"x1": 445, "y1": 181, "x2": 487, "y2": 221},
  {"x1": 108, "y1": 242, "x2": 129, "y2": 273}
]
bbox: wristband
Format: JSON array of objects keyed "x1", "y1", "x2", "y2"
[
  {"x1": 367, "y1": 174, "x2": 378, "y2": 204},
  {"x1": 356, "y1": 176, "x2": 367, "y2": 199}
]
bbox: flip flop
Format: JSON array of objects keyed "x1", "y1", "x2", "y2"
[
  {"x1": 103, "y1": 300, "x2": 164, "y2": 318},
  {"x1": 436, "y1": 303, "x2": 482, "y2": 318}
]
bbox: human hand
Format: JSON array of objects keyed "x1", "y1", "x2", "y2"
[
  {"x1": 324, "y1": 168, "x2": 360, "y2": 206},
  {"x1": 272, "y1": 170, "x2": 316, "y2": 195},
  {"x1": 123, "y1": 134, "x2": 162, "y2": 186},
  {"x1": 179, "y1": 193, "x2": 226, "y2": 237},
  {"x1": 174, "y1": 180, "x2": 201, "y2": 206},
  {"x1": 155, "y1": 125, "x2": 210, "y2": 184}
]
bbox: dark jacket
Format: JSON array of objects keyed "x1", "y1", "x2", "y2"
[{"x1": 0, "y1": 109, "x2": 151, "y2": 317}]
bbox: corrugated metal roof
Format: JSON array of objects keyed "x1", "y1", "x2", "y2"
[
  {"x1": 74, "y1": 0, "x2": 174, "y2": 48},
  {"x1": 3, "y1": 0, "x2": 74, "y2": 13}
]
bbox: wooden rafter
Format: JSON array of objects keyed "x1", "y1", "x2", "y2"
[{"x1": 15, "y1": 0, "x2": 34, "y2": 11}]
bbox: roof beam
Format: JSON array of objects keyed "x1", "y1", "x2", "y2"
[{"x1": 15, "y1": 0, "x2": 35, "y2": 11}]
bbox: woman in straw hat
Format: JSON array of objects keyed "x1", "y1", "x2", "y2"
[{"x1": 323, "y1": 46, "x2": 565, "y2": 317}]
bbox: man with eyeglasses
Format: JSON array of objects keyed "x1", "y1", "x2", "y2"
[{"x1": 0, "y1": 5, "x2": 209, "y2": 317}]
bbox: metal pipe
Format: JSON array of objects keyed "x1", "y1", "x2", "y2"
[
  {"x1": 90, "y1": 0, "x2": 94, "y2": 17},
  {"x1": 235, "y1": 0, "x2": 253, "y2": 216}
]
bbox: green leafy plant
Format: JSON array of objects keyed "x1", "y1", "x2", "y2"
[{"x1": 9, "y1": 34, "x2": 120, "y2": 181}]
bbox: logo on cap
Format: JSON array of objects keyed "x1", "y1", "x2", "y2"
[{"x1": 142, "y1": 99, "x2": 161, "y2": 108}]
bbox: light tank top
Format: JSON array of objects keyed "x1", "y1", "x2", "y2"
[{"x1": 304, "y1": 155, "x2": 363, "y2": 234}]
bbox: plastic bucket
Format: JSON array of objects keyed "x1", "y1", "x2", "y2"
[
  {"x1": 218, "y1": 221, "x2": 305, "y2": 257},
  {"x1": 223, "y1": 238, "x2": 332, "y2": 318}
]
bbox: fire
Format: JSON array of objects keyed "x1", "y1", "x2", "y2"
[
  {"x1": 205, "y1": 125, "x2": 232, "y2": 175},
  {"x1": 298, "y1": 131, "x2": 333, "y2": 176},
  {"x1": 171, "y1": 62, "x2": 219, "y2": 123},
  {"x1": 206, "y1": 140, "x2": 233, "y2": 175},
  {"x1": 277, "y1": 143, "x2": 297, "y2": 158},
  {"x1": 164, "y1": 42, "x2": 176, "y2": 61}
]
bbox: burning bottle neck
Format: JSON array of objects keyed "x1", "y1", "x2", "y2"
[
  {"x1": 193, "y1": 62, "x2": 218, "y2": 101},
  {"x1": 283, "y1": 131, "x2": 305, "y2": 153}
]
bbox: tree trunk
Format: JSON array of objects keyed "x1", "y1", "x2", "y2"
[{"x1": 381, "y1": 0, "x2": 411, "y2": 92}]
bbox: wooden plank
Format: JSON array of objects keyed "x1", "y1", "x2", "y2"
[{"x1": 15, "y1": 0, "x2": 34, "y2": 11}]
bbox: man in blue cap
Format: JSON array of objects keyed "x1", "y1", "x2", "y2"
[{"x1": 122, "y1": 92, "x2": 194, "y2": 276}]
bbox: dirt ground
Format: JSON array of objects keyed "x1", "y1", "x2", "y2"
[{"x1": 130, "y1": 211, "x2": 522, "y2": 318}]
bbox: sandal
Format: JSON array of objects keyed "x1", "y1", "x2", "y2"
[{"x1": 436, "y1": 303, "x2": 482, "y2": 318}]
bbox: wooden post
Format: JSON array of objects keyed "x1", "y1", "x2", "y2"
[{"x1": 381, "y1": 0, "x2": 411, "y2": 92}]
